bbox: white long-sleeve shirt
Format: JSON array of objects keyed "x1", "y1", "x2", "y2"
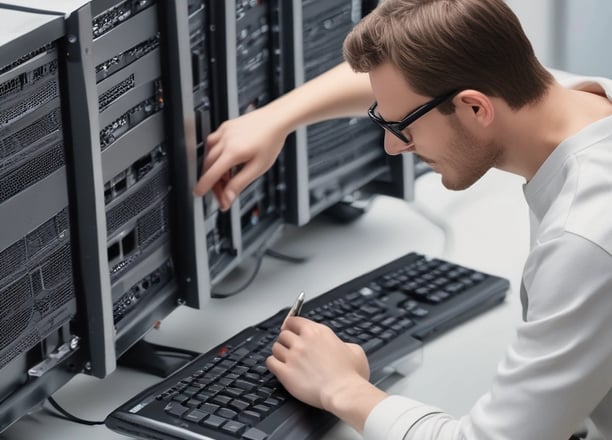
[{"x1": 364, "y1": 76, "x2": 612, "y2": 440}]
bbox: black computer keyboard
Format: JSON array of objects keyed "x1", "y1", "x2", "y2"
[{"x1": 105, "y1": 252, "x2": 509, "y2": 440}]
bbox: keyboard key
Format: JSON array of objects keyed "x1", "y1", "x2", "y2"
[
  {"x1": 242, "y1": 427, "x2": 269, "y2": 440},
  {"x1": 238, "y1": 409, "x2": 262, "y2": 424},
  {"x1": 222, "y1": 420, "x2": 246, "y2": 435},
  {"x1": 212, "y1": 394, "x2": 232, "y2": 406},
  {"x1": 217, "y1": 407, "x2": 238, "y2": 419},
  {"x1": 201, "y1": 414, "x2": 226, "y2": 429},
  {"x1": 242, "y1": 393, "x2": 261, "y2": 403},
  {"x1": 185, "y1": 398, "x2": 201, "y2": 408},
  {"x1": 171, "y1": 394, "x2": 189, "y2": 404},
  {"x1": 200, "y1": 402, "x2": 219, "y2": 414},
  {"x1": 230, "y1": 399, "x2": 250, "y2": 412},
  {"x1": 183, "y1": 409, "x2": 207, "y2": 423},
  {"x1": 165, "y1": 403, "x2": 188, "y2": 418},
  {"x1": 252, "y1": 404, "x2": 271, "y2": 414}
]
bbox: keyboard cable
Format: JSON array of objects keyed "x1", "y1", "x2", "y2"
[
  {"x1": 410, "y1": 199, "x2": 454, "y2": 258},
  {"x1": 264, "y1": 248, "x2": 309, "y2": 264},
  {"x1": 46, "y1": 396, "x2": 105, "y2": 426},
  {"x1": 211, "y1": 249, "x2": 267, "y2": 298},
  {"x1": 212, "y1": 247, "x2": 309, "y2": 298},
  {"x1": 36, "y1": 342, "x2": 105, "y2": 426}
]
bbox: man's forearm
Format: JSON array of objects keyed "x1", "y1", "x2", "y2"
[
  {"x1": 265, "y1": 61, "x2": 374, "y2": 136},
  {"x1": 321, "y1": 378, "x2": 389, "y2": 433}
]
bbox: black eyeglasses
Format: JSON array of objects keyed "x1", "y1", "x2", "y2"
[{"x1": 368, "y1": 89, "x2": 459, "y2": 144}]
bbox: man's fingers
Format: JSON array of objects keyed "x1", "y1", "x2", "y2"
[
  {"x1": 221, "y1": 161, "x2": 267, "y2": 202},
  {"x1": 202, "y1": 144, "x2": 223, "y2": 172},
  {"x1": 266, "y1": 354, "x2": 287, "y2": 378},
  {"x1": 205, "y1": 126, "x2": 223, "y2": 146},
  {"x1": 194, "y1": 153, "x2": 234, "y2": 196},
  {"x1": 280, "y1": 316, "x2": 313, "y2": 335},
  {"x1": 271, "y1": 339, "x2": 290, "y2": 362},
  {"x1": 202, "y1": 162, "x2": 260, "y2": 210},
  {"x1": 211, "y1": 181, "x2": 226, "y2": 206}
]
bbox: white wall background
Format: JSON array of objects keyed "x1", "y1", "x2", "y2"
[
  {"x1": 562, "y1": 0, "x2": 612, "y2": 77},
  {"x1": 506, "y1": 0, "x2": 612, "y2": 77},
  {"x1": 505, "y1": 0, "x2": 555, "y2": 67}
]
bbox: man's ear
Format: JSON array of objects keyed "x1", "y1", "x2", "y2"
[{"x1": 454, "y1": 90, "x2": 494, "y2": 127}]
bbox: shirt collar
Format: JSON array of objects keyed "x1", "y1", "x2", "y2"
[{"x1": 523, "y1": 75, "x2": 612, "y2": 222}]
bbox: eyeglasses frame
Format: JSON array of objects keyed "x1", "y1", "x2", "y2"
[{"x1": 368, "y1": 89, "x2": 459, "y2": 144}]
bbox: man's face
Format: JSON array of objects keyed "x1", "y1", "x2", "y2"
[{"x1": 368, "y1": 62, "x2": 500, "y2": 190}]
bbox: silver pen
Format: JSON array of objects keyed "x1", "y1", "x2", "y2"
[{"x1": 282, "y1": 291, "x2": 305, "y2": 327}]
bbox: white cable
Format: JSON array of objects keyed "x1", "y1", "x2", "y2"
[{"x1": 409, "y1": 199, "x2": 454, "y2": 258}]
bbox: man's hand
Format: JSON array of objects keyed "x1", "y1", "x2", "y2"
[
  {"x1": 266, "y1": 317, "x2": 387, "y2": 432},
  {"x1": 194, "y1": 106, "x2": 288, "y2": 210}
]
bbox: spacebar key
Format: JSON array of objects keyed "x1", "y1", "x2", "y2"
[{"x1": 242, "y1": 427, "x2": 268, "y2": 440}]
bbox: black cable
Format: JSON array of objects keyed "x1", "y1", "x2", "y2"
[
  {"x1": 46, "y1": 396, "x2": 105, "y2": 426},
  {"x1": 211, "y1": 250, "x2": 266, "y2": 298},
  {"x1": 264, "y1": 248, "x2": 309, "y2": 264}
]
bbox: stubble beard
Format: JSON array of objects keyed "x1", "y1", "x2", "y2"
[{"x1": 440, "y1": 121, "x2": 501, "y2": 191}]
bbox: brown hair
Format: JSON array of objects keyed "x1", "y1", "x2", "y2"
[{"x1": 343, "y1": 0, "x2": 554, "y2": 113}]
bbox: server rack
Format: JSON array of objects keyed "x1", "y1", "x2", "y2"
[
  {"x1": 187, "y1": 0, "x2": 240, "y2": 284},
  {"x1": 284, "y1": 0, "x2": 414, "y2": 226},
  {"x1": 200, "y1": 0, "x2": 289, "y2": 286},
  {"x1": 59, "y1": 0, "x2": 205, "y2": 377},
  {"x1": 0, "y1": 6, "x2": 83, "y2": 432},
  {"x1": 77, "y1": 0, "x2": 204, "y2": 369}
]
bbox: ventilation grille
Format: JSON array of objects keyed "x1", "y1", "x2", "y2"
[
  {"x1": 0, "y1": 43, "x2": 54, "y2": 76},
  {"x1": 104, "y1": 143, "x2": 166, "y2": 205},
  {"x1": 99, "y1": 81, "x2": 164, "y2": 150},
  {"x1": 109, "y1": 197, "x2": 169, "y2": 281},
  {"x1": 105, "y1": 163, "x2": 169, "y2": 236},
  {"x1": 0, "y1": 329, "x2": 39, "y2": 370},
  {"x1": 99, "y1": 74, "x2": 135, "y2": 112},
  {"x1": 302, "y1": 3, "x2": 352, "y2": 80},
  {"x1": 0, "y1": 75, "x2": 59, "y2": 129},
  {"x1": 113, "y1": 258, "x2": 173, "y2": 324},
  {"x1": 0, "y1": 242, "x2": 75, "y2": 369},
  {"x1": 0, "y1": 108, "x2": 62, "y2": 172},
  {"x1": 92, "y1": 0, "x2": 156, "y2": 39},
  {"x1": 96, "y1": 34, "x2": 160, "y2": 83},
  {"x1": 0, "y1": 208, "x2": 68, "y2": 282},
  {"x1": 0, "y1": 141, "x2": 65, "y2": 203}
]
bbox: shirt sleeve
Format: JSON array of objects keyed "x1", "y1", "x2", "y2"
[{"x1": 363, "y1": 232, "x2": 612, "y2": 440}]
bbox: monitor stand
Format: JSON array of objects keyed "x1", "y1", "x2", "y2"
[
  {"x1": 118, "y1": 340, "x2": 200, "y2": 378},
  {"x1": 320, "y1": 196, "x2": 373, "y2": 224}
]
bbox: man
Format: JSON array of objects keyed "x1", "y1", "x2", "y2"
[{"x1": 194, "y1": 0, "x2": 612, "y2": 438}]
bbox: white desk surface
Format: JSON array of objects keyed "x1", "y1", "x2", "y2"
[{"x1": 1, "y1": 168, "x2": 530, "y2": 440}]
